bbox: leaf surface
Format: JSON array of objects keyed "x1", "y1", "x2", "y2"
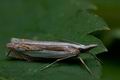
[{"x1": 0, "y1": 0, "x2": 109, "y2": 80}]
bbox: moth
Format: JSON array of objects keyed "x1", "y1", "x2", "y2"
[{"x1": 6, "y1": 38, "x2": 100, "y2": 74}]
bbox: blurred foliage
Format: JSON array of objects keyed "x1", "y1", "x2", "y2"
[
  {"x1": 0, "y1": 0, "x2": 109, "y2": 80},
  {"x1": 91, "y1": 0, "x2": 120, "y2": 80},
  {"x1": 92, "y1": 0, "x2": 120, "y2": 46}
]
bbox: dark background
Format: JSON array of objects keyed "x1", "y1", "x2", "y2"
[{"x1": 92, "y1": 0, "x2": 120, "y2": 80}]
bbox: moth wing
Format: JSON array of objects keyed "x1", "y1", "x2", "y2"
[{"x1": 24, "y1": 50, "x2": 72, "y2": 58}]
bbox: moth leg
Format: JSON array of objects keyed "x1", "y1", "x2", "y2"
[
  {"x1": 13, "y1": 51, "x2": 32, "y2": 62},
  {"x1": 78, "y1": 57, "x2": 93, "y2": 75},
  {"x1": 40, "y1": 55, "x2": 76, "y2": 71},
  {"x1": 6, "y1": 50, "x2": 12, "y2": 56},
  {"x1": 6, "y1": 50, "x2": 21, "y2": 59},
  {"x1": 18, "y1": 53, "x2": 33, "y2": 62},
  {"x1": 89, "y1": 52, "x2": 103, "y2": 64}
]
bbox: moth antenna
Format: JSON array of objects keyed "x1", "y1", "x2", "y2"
[
  {"x1": 6, "y1": 50, "x2": 12, "y2": 56},
  {"x1": 78, "y1": 57, "x2": 93, "y2": 75},
  {"x1": 89, "y1": 53, "x2": 103, "y2": 64}
]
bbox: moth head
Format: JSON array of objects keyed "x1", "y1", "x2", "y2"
[
  {"x1": 79, "y1": 44, "x2": 97, "y2": 53},
  {"x1": 6, "y1": 43, "x2": 27, "y2": 52}
]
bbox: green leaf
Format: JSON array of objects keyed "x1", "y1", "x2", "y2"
[{"x1": 0, "y1": 0, "x2": 109, "y2": 80}]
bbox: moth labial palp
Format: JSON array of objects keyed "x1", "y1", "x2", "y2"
[{"x1": 6, "y1": 38, "x2": 98, "y2": 75}]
